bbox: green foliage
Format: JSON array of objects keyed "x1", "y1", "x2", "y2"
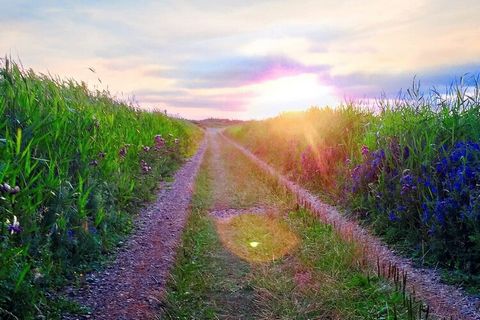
[
  {"x1": 0, "y1": 59, "x2": 201, "y2": 319},
  {"x1": 226, "y1": 77, "x2": 480, "y2": 292},
  {"x1": 227, "y1": 106, "x2": 371, "y2": 199}
]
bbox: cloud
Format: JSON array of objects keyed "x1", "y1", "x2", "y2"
[
  {"x1": 1, "y1": 0, "x2": 480, "y2": 119},
  {"x1": 148, "y1": 55, "x2": 328, "y2": 89},
  {"x1": 326, "y1": 63, "x2": 480, "y2": 98},
  {"x1": 133, "y1": 89, "x2": 252, "y2": 112}
]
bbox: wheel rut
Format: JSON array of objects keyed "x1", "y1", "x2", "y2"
[{"x1": 63, "y1": 138, "x2": 207, "y2": 320}]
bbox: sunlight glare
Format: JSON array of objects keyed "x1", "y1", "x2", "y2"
[{"x1": 247, "y1": 73, "x2": 337, "y2": 119}]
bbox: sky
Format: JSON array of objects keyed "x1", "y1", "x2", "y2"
[{"x1": 1, "y1": 0, "x2": 479, "y2": 120}]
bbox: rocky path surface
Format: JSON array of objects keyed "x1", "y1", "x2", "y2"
[
  {"x1": 222, "y1": 132, "x2": 480, "y2": 320},
  {"x1": 64, "y1": 138, "x2": 207, "y2": 320}
]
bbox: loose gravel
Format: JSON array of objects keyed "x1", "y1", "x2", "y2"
[{"x1": 63, "y1": 138, "x2": 207, "y2": 320}]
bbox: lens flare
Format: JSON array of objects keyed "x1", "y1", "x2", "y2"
[
  {"x1": 216, "y1": 213, "x2": 299, "y2": 263},
  {"x1": 249, "y1": 241, "x2": 259, "y2": 248}
]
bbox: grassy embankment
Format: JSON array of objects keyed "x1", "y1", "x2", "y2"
[
  {"x1": 226, "y1": 79, "x2": 480, "y2": 293},
  {"x1": 163, "y1": 134, "x2": 423, "y2": 319},
  {"x1": 0, "y1": 60, "x2": 201, "y2": 319}
]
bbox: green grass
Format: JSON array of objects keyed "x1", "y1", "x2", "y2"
[
  {"x1": 163, "y1": 134, "x2": 423, "y2": 319},
  {"x1": 163, "y1": 149, "x2": 256, "y2": 319},
  {"x1": 216, "y1": 213, "x2": 299, "y2": 263},
  {"x1": 0, "y1": 59, "x2": 201, "y2": 319},
  {"x1": 225, "y1": 78, "x2": 480, "y2": 292}
]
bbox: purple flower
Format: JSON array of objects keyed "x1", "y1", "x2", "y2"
[
  {"x1": 154, "y1": 135, "x2": 165, "y2": 149},
  {"x1": 88, "y1": 225, "x2": 97, "y2": 234},
  {"x1": 403, "y1": 146, "x2": 410, "y2": 159},
  {"x1": 67, "y1": 229, "x2": 75, "y2": 241},
  {"x1": 119, "y1": 147, "x2": 127, "y2": 158},
  {"x1": 421, "y1": 203, "x2": 430, "y2": 224},
  {"x1": 361, "y1": 145, "x2": 369, "y2": 157},
  {"x1": 389, "y1": 211, "x2": 399, "y2": 222},
  {"x1": 140, "y1": 160, "x2": 152, "y2": 173},
  {"x1": 0, "y1": 183, "x2": 20, "y2": 195},
  {"x1": 6, "y1": 215, "x2": 21, "y2": 234}
]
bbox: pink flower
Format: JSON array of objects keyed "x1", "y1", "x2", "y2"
[
  {"x1": 154, "y1": 135, "x2": 165, "y2": 149},
  {"x1": 361, "y1": 145, "x2": 369, "y2": 157},
  {"x1": 140, "y1": 160, "x2": 152, "y2": 173}
]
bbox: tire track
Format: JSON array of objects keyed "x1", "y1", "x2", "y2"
[
  {"x1": 222, "y1": 132, "x2": 480, "y2": 320},
  {"x1": 63, "y1": 137, "x2": 207, "y2": 320}
]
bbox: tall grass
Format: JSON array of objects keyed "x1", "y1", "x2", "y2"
[
  {"x1": 227, "y1": 76, "x2": 480, "y2": 292},
  {"x1": 0, "y1": 59, "x2": 201, "y2": 319}
]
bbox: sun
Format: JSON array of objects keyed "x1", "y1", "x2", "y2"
[{"x1": 246, "y1": 73, "x2": 338, "y2": 119}]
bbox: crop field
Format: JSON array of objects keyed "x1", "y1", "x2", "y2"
[{"x1": 0, "y1": 60, "x2": 201, "y2": 318}]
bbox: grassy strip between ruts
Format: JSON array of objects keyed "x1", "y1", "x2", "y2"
[{"x1": 163, "y1": 134, "x2": 424, "y2": 319}]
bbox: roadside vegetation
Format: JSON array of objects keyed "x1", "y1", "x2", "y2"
[
  {"x1": 0, "y1": 59, "x2": 201, "y2": 319},
  {"x1": 226, "y1": 77, "x2": 480, "y2": 294},
  {"x1": 164, "y1": 132, "x2": 423, "y2": 319}
]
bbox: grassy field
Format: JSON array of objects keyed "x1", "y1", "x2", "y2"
[
  {"x1": 0, "y1": 60, "x2": 201, "y2": 319},
  {"x1": 163, "y1": 132, "x2": 423, "y2": 319},
  {"x1": 226, "y1": 79, "x2": 480, "y2": 293}
]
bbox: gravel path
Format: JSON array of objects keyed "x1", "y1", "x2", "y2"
[
  {"x1": 222, "y1": 132, "x2": 480, "y2": 320},
  {"x1": 63, "y1": 138, "x2": 207, "y2": 320}
]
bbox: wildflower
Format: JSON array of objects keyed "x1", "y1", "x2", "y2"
[
  {"x1": 403, "y1": 146, "x2": 410, "y2": 159},
  {"x1": 67, "y1": 229, "x2": 75, "y2": 241},
  {"x1": 33, "y1": 268, "x2": 44, "y2": 281},
  {"x1": 0, "y1": 182, "x2": 11, "y2": 193},
  {"x1": 388, "y1": 211, "x2": 399, "y2": 222},
  {"x1": 372, "y1": 149, "x2": 385, "y2": 167},
  {"x1": 388, "y1": 138, "x2": 401, "y2": 161},
  {"x1": 10, "y1": 186, "x2": 20, "y2": 195},
  {"x1": 400, "y1": 173, "x2": 416, "y2": 195},
  {"x1": 6, "y1": 215, "x2": 21, "y2": 234},
  {"x1": 119, "y1": 146, "x2": 127, "y2": 158},
  {"x1": 154, "y1": 135, "x2": 165, "y2": 149},
  {"x1": 0, "y1": 183, "x2": 20, "y2": 195},
  {"x1": 89, "y1": 225, "x2": 98, "y2": 235},
  {"x1": 421, "y1": 203, "x2": 430, "y2": 224},
  {"x1": 89, "y1": 160, "x2": 98, "y2": 167},
  {"x1": 434, "y1": 201, "x2": 446, "y2": 227},
  {"x1": 423, "y1": 177, "x2": 438, "y2": 194},
  {"x1": 361, "y1": 145, "x2": 369, "y2": 157},
  {"x1": 140, "y1": 160, "x2": 152, "y2": 173},
  {"x1": 143, "y1": 146, "x2": 151, "y2": 152}
]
